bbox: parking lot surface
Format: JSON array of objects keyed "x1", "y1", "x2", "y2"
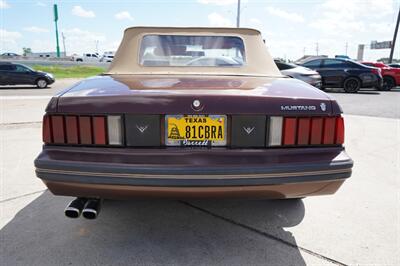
[{"x1": 1, "y1": 79, "x2": 399, "y2": 265}]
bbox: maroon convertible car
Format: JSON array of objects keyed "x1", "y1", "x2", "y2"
[{"x1": 34, "y1": 27, "x2": 353, "y2": 219}]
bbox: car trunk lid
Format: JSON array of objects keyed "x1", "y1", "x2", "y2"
[{"x1": 56, "y1": 75, "x2": 335, "y2": 115}]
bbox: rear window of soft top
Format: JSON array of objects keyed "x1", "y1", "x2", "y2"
[{"x1": 139, "y1": 35, "x2": 245, "y2": 67}]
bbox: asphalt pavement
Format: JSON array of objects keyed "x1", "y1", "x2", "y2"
[{"x1": 1, "y1": 79, "x2": 399, "y2": 265}]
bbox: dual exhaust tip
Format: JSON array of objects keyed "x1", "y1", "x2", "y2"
[{"x1": 65, "y1": 198, "x2": 102, "y2": 220}]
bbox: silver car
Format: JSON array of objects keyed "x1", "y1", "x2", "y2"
[{"x1": 275, "y1": 60, "x2": 322, "y2": 89}]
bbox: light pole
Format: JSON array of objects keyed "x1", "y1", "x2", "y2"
[
  {"x1": 236, "y1": 0, "x2": 241, "y2": 28},
  {"x1": 54, "y1": 4, "x2": 60, "y2": 58},
  {"x1": 95, "y1": 40, "x2": 99, "y2": 54},
  {"x1": 389, "y1": 6, "x2": 400, "y2": 63}
]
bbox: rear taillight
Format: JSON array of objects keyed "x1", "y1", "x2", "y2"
[
  {"x1": 107, "y1": 116, "x2": 123, "y2": 145},
  {"x1": 51, "y1": 115, "x2": 65, "y2": 144},
  {"x1": 371, "y1": 68, "x2": 381, "y2": 76},
  {"x1": 267, "y1": 116, "x2": 283, "y2": 146},
  {"x1": 267, "y1": 116, "x2": 344, "y2": 147},
  {"x1": 282, "y1": 117, "x2": 297, "y2": 145},
  {"x1": 42, "y1": 115, "x2": 52, "y2": 143},
  {"x1": 43, "y1": 114, "x2": 123, "y2": 146},
  {"x1": 335, "y1": 116, "x2": 345, "y2": 144},
  {"x1": 42, "y1": 114, "x2": 344, "y2": 147},
  {"x1": 93, "y1": 117, "x2": 107, "y2": 145}
]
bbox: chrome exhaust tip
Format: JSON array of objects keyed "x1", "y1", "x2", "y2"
[
  {"x1": 64, "y1": 198, "x2": 87, "y2": 218},
  {"x1": 82, "y1": 199, "x2": 102, "y2": 220}
]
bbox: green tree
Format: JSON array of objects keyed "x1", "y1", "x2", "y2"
[
  {"x1": 22, "y1": 47, "x2": 32, "y2": 56},
  {"x1": 377, "y1": 57, "x2": 400, "y2": 63}
]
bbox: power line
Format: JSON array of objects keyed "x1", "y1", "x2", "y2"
[{"x1": 61, "y1": 32, "x2": 66, "y2": 56}]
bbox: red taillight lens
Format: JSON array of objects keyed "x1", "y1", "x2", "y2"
[
  {"x1": 279, "y1": 116, "x2": 344, "y2": 146},
  {"x1": 79, "y1": 116, "x2": 93, "y2": 145},
  {"x1": 65, "y1": 116, "x2": 79, "y2": 144},
  {"x1": 323, "y1": 117, "x2": 336, "y2": 144},
  {"x1": 282, "y1": 118, "x2": 297, "y2": 145},
  {"x1": 297, "y1": 118, "x2": 311, "y2": 145},
  {"x1": 310, "y1": 117, "x2": 323, "y2": 145},
  {"x1": 335, "y1": 116, "x2": 345, "y2": 144},
  {"x1": 42, "y1": 115, "x2": 52, "y2": 143},
  {"x1": 51, "y1": 115, "x2": 65, "y2": 144},
  {"x1": 93, "y1": 117, "x2": 107, "y2": 145},
  {"x1": 42, "y1": 114, "x2": 113, "y2": 146}
]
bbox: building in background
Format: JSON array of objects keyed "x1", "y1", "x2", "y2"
[{"x1": 26, "y1": 52, "x2": 66, "y2": 58}]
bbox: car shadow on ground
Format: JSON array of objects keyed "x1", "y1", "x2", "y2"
[
  {"x1": 325, "y1": 88, "x2": 381, "y2": 95},
  {"x1": 1, "y1": 191, "x2": 307, "y2": 265}
]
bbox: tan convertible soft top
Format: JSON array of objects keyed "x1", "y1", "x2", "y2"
[{"x1": 106, "y1": 26, "x2": 281, "y2": 77}]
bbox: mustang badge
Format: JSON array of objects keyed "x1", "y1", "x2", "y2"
[
  {"x1": 136, "y1": 125, "x2": 149, "y2": 133},
  {"x1": 243, "y1": 126, "x2": 255, "y2": 135}
]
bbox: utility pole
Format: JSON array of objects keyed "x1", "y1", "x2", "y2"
[
  {"x1": 53, "y1": 4, "x2": 60, "y2": 58},
  {"x1": 303, "y1": 47, "x2": 306, "y2": 56},
  {"x1": 236, "y1": 0, "x2": 241, "y2": 28},
  {"x1": 389, "y1": 6, "x2": 400, "y2": 63},
  {"x1": 95, "y1": 40, "x2": 99, "y2": 54},
  {"x1": 61, "y1": 32, "x2": 66, "y2": 57},
  {"x1": 345, "y1": 42, "x2": 348, "y2": 55},
  {"x1": 316, "y1": 42, "x2": 319, "y2": 56}
]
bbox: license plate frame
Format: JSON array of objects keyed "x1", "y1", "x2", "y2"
[{"x1": 165, "y1": 115, "x2": 227, "y2": 146}]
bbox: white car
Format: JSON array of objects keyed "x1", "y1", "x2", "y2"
[
  {"x1": 100, "y1": 55, "x2": 114, "y2": 63},
  {"x1": 73, "y1": 53, "x2": 100, "y2": 62},
  {"x1": 185, "y1": 56, "x2": 242, "y2": 66}
]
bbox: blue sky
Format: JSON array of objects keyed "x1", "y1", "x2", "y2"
[{"x1": 1, "y1": 0, "x2": 399, "y2": 61}]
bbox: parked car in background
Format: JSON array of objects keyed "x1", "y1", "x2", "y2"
[
  {"x1": 0, "y1": 62, "x2": 55, "y2": 88},
  {"x1": 335, "y1": 55, "x2": 351, "y2": 60},
  {"x1": 388, "y1": 63, "x2": 400, "y2": 68},
  {"x1": 295, "y1": 55, "x2": 327, "y2": 65},
  {"x1": 34, "y1": 27, "x2": 353, "y2": 220},
  {"x1": 362, "y1": 61, "x2": 400, "y2": 90},
  {"x1": 100, "y1": 54, "x2": 114, "y2": 63},
  {"x1": 100, "y1": 51, "x2": 115, "y2": 63},
  {"x1": 300, "y1": 58, "x2": 382, "y2": 93},
  {"x1": 274, "y1": 60, "x2": 322, "y2": 88},
  {"x1": 72, "y1": 53, "x2": 100, "y2": 62},
  {"x1": 1, "y1": 52, "x2": 20, "y2": 58}
]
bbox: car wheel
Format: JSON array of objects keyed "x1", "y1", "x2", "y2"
[
  {"x1": 382, "y1": 76, "x2": 395, "y2": 91},
  {"x1": 343, "y1": 77, "x2": 360, "y2": 93},
  {"x1": 36, "y1": 78, "x2": 48, "y2": 88},
  {"x1": 76, "y1": 59, "x2": 83, "y2": 62}
]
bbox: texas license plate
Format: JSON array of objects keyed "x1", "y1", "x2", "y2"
[{"x1": 165, "y1": 115, "x2": 227, "y2": 146}]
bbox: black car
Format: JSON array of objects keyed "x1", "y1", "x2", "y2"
[
  {"x1": 1, "y1": 52, "x2": 20, "y2": 58},
  {"x1": 388, "y1": 63, "x2": 400, "y2": 68},
  {"x1": 300, "y1": 58, "x2": 382, "y2": 93},
  {"x1": 0, "y1": 62, "x2": 55, "y2": 88}
]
